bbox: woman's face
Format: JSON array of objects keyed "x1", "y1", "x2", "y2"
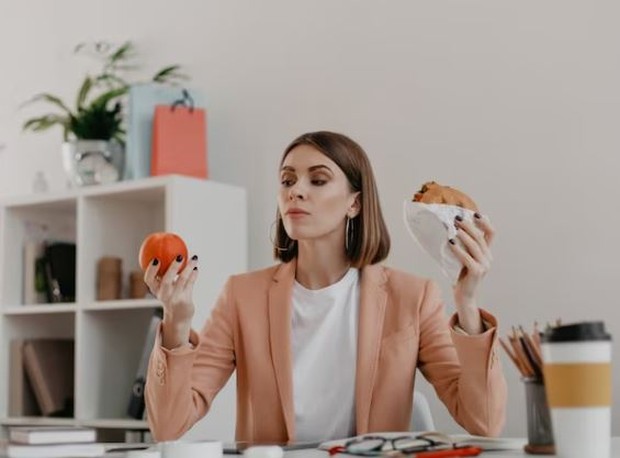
[{"x1": 277, "y1": 144, "x2": 359, "y2": 245}]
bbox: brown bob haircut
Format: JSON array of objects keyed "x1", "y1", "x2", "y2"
[{"x1": 273, "y1": 131, "x2": 390, "y2": 268}]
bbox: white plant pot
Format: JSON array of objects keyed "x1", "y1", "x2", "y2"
[{"x1": 61, "y1": 139, "x2": 125, "y2": 187}]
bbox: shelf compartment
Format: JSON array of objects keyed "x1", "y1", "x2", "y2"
[
  {"x1": 1, "y1": 314, "x2": 76, "y2": 424},
  {"x1": 2, "y1": 313, "x2": 76, "y2": 341},
  {"x1": 1, "y1": 200, "x2": 77, "y2": 308},
  {"x1": 76, "y1": 308, "x2": 159, "y2": 421},
  {"x1": 79, "y1": 189, "x2": 165, "y2": 304}
]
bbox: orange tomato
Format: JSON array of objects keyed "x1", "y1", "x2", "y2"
[{"x1": 138, "y1": 232, "x2": 188, "y2": 276}]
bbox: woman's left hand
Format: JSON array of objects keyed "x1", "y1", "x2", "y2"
[{"x1": 448, "y1": 213, "x2": 495, "y2": 330}]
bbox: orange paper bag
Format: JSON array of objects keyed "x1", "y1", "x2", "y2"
[{"x1": 151, "y1": 104, "x2": 208, "y2": 179}]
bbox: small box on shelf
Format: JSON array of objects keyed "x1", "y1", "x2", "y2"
[{"x1": 96, "y1": 257, "x2": 122, "y2": 301}]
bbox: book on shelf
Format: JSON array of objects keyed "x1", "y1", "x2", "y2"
[
  {"x1": 319, "y1": 432, "x2": 526, "y2": 453},
  {"x1": 127, "y1": 308, "x2": 163, "y2": 419},
  {"x1": 21, "y1": 222, "x2": 49, "y2": 305},
  {"x1": 22, "y1": 241, "x2": 46, "y2": 305},
  {"x1": 8, "y1": 426, "x2": 96, "y2": 445},
  {"x1": 0, "y1": 441, "x2": 105, "y2": 458},
  {"x1": 22, "y1": 339, "x2": 74, "y2": 417},
  {"x1": 8, "y1": 340, "x2": 40, "y2": 417}
]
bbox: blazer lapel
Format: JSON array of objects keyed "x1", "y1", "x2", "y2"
[
  {"x1": 355, "y1": 264, "x2": 388, "y2": 434},
  {"x1": 268, "y1": 260, "x2": 296, "y2": 441}
]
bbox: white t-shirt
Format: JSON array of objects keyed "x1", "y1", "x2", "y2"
[{"x1": 291, "y1": 267, "x2": 360, "y2": 442}]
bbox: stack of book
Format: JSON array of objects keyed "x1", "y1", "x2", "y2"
[{"x1": 1, "y1": 426, "x2": 104, "y2": 458}]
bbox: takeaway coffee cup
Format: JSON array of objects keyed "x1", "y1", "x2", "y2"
[{"x1": 541, "y1": 321, "x2": 612, "y2": 458}]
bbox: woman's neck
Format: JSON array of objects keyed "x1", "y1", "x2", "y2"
[{"x1": 295, "y1": 242, "x2": 351, "y2": 290}]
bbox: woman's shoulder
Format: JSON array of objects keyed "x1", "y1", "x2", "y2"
[{"x1": 226, "y1": 263, "x2": 288, "y2": 291}]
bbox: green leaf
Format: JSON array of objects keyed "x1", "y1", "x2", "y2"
[
  {"x1": 152, "y1": 65, "x2": 189, "y2": 83},
  {"x1": 95, "y1": 73, "x2": 128, "y2": 90},
  {"x1": 23, "y1": 114, "x2": 69, "y2": 133},
  {"x1": 108, "y1": 41, "x2": 134, "y2": 65},
  {"x1": 89, "y1": 87, "x2": 127, "y2": 110},
  {"x1": 110, "y1": 64, "x2": 140, "y2": 72},
  {"x1": 76, "y1": 77, "x2": 93, "y2": 109},
  {"x1": 23, "y1": 93, "x2": 72, "y2": 114}
]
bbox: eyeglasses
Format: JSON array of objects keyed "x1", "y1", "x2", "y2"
[{"x1": 328, "y1": 432, "x2": 480, "y2": 456}]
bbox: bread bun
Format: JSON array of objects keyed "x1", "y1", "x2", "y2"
[{"x1": 412, "y1": 181, "x2": 478, "y2": 212}]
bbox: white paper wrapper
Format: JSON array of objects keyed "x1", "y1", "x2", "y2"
[{"x1": 403, "y1": 200, "x2": 476, "y2": 285}]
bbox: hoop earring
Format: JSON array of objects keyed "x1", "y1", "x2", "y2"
[
  {"x1": 270, "y1": 219, "x2": 289, "y2": 252},
  {"x1": 345, "y1": 216, "x2": 353, "y2": 252}
]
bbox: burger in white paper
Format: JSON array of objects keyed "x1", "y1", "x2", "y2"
[{"x1": 404, "y1": 181, "x2": 479, "y2": 285}]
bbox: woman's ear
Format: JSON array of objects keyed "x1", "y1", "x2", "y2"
[{"x1": 349, "y1": 192, "x2": 361, "y2": 218}]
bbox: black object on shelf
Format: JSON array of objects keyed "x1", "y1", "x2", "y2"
[
  {"x1": 127, "y1": 308, "x2": 164, "y2": 419},
  {"x1": 40, "y1": 242, "x2": 76, "y2": 303}
]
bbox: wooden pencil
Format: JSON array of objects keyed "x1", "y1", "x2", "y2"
[
  {"x1": 520, "y1": 325, "x2": 543, "y2": 369},
  {"x1": 499, "y1": 337, "x2": 526, "y2": 376},
  {"x1": 510, "y1": 327, "x2": 535, "y2": 377},
  {"x1": 518, "y1": 326, "x2": 542, "y2": 378},
  {"x1": 532, "y1": 321, "x2": 542, "y2": 348}
]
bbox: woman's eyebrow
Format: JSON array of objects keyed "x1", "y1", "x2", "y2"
[{"x1": 280, "y1": 164, "x2": 333, "y2": 173}]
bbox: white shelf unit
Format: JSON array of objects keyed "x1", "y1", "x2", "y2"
[{"x1": 0, "y1": 175, "x2": 247, "y2": 439}]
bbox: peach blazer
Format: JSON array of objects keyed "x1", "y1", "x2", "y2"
[{"x1": 145, "y1": 260, "x2": 507, "y2": 443}]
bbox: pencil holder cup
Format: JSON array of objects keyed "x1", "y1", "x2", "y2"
[{"x1": 523, "y1": 377, "x2": 555, "y2": 455}]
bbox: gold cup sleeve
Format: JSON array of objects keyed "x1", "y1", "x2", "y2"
[{"x1": 543, "y1": 363, "x2": 612, "y2": 408}]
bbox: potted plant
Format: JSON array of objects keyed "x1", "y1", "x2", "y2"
[{"x1": 22, "y1": 41, "x2": 187, "y2": 186}]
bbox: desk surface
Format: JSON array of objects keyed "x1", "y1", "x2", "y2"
[{"x1": 277, "y1": 437, "x2": 620, "y2": 457}]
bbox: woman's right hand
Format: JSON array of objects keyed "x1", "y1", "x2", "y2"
[{"x1": 143, "y1": 254, "x2": 199, "y2": 349}]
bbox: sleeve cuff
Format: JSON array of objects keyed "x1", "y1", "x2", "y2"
[
  {"x1": 157, "y1": 324, "x2": 201, "y2": 356},
  {"x1": 451, "y1": 308, "x2": 497, "y2": 335}
]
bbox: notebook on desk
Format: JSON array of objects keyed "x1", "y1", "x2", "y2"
[
  {"x1": 0, "y1": 441, "x2": 105, "y2": 458},
  {"x1": 224, "y1": 441, "x2": 321, "y2": 454}
]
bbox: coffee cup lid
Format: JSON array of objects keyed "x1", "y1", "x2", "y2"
[{"x1": 542, "y1": 321, "x2": 611, "y2": 343}]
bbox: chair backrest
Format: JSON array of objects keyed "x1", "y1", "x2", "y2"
[{"x1": 411, "y1": 390, "x2": 435, "y2": 432}]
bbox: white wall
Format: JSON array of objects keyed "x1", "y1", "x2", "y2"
[{"x1": 1, "y1": 0, "x2": 619, "y2": 437}]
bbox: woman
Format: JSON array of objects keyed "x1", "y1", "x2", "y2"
[{"x1": 144, "y1": 131, "x2": 507, "y2": 443}]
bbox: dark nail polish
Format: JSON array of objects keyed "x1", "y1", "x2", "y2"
[
  {"x1": 474, "y1": 212, "x2": 481, "y2": 219},
  {"x1": 152, "y1": 258, "x2": 159, "y2": 266},
  {"x1": 449, "y1": 239, "x2": 456, "y2": 245},
  {"x1": 176, "y1": 254, "x2": 183, "y2": 262},
  {"x1": 191, "y1": 255, "x2": 198, "y2": 261},
  {"x1": 455, "y1": 215, "x2": 463, "y2": 222},
  {"x1": 193, "y1": 266, "x2": 198, "y2": 271}
]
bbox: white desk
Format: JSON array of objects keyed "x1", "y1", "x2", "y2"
[{"x1": 276, "y1": 438, "x2": 620, "y2": 457}]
